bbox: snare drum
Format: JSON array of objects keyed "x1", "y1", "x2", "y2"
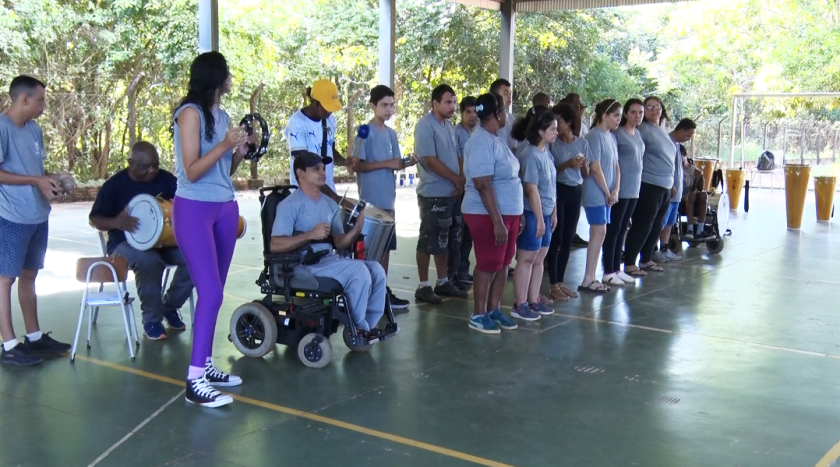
[
  {"x1": 125, "y1": 194, "x2": 247, "y2": 251},
  {"x1": 340, "y1": 204, "x2": 395, "y2": 263}
]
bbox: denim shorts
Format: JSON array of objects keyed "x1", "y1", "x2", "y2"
[
  {"x1": 0, "y1": 216, "x2": 48, "y2": 278},
  {"x1": 517, "y1": 210, "x2": 552, "y2": 251},
  {"x1": 584, "y1": 205, "x2": 611, "y2": 225},
  {"x1": 662, "y1": 201, "x2": 681, "y2": 228}
]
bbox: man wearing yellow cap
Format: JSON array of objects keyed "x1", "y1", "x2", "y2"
[{"x1": 284, "y1": 79, "x2": 351, "y2": 202}]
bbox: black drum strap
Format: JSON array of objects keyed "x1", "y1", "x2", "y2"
[{"x1": 321, "y1": 119, "x2": 329, "y2": 160}]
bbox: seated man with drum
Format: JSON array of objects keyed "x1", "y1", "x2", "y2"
[
  {"x1": 270, "y1": 151, "x2": 387, "y2": 338},
  {"x1": 89, "y1": 141, "x2": 194, "y2": 340},
  {"x1": 681, "y1": 148, "x2": 710, "y2": 240}
]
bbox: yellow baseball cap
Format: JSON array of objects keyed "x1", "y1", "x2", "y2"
[{"x1": 310, "y1": 79, "x2": 342, "y2": 113}]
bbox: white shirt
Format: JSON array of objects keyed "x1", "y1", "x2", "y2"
[{"x1": 284, "y1": 110, "x2": 337, "y2": 189}]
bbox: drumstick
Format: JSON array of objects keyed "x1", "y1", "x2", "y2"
[{"x1": 328, "y1": 186, "x2": 352, "y2": 225}]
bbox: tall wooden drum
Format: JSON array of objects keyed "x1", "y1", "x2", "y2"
[
  {"x1": 695, "y1": 159, "x2": 717, "y2": 192},
  {"x1": 783, "y1": 163, "x2": 810, "y2": 230},
  {"x1": 814, "y1": 175, "x2": 836, "y2": 223},
  {"x1": 725, "y1": 168, "x2": 746, "y2": 211}
]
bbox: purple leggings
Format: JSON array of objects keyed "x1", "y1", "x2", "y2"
[{"x1": 172, "y1": 196, "x2": 239, "y2": 368}]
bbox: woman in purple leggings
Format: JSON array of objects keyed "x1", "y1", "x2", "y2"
[{"x1": 172, "y1": 52, "x2": 249, "y2": 408}]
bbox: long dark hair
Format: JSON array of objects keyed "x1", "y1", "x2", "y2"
[
  {"x1": 619, "y1": 98, "x2": 644, "y2": 127},
  {"x1": 644, "y1": 96, "x2": 669, "y2": 126},
  {"x1": 557, "y1": 96, "x2": 582, "y2": 136},
  {"x1": 511, "y1": 105, "x2": 548, "y2": 142},
  {"x1": 551, "y1": 102, "x2": 577, "y2": 133},
  {"x1": 525, "y1": 109, "x2": 557, "y2": 146},
  {"x1": 175, "y1": 52, "x2": 229, "y2": 142},
  {"x1": 591, "y1": 99, "x2": 622, "y2": 127}
]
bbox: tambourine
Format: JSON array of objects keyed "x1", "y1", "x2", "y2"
[{"x1": 239, "y1": 113, "x2": 271, "y2": 161}]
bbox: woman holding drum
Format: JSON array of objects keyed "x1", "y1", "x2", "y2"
[{"x1": 172, "y1": 51, "x2": 253, "y2": 408}]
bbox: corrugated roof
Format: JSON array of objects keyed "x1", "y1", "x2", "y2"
[{"x1": 446, "y1": 0, "x2": 693, "y2": 11}]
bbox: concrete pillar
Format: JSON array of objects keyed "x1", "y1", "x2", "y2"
[
  {"x1": 198, "y1": 0, "x2": 219, "y2": 54},
  {"x1": 378, "y1": 0, "x2": 396, "y2": 88},
  {"x1": 499, "y1": 0, "x2": 515, "y2": 86}
]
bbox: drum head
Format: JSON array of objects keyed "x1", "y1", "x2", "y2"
[
  {"x1": 125, "y1": 194, "x2": 165, "y2": 251},
  {"x1": 716, "y1": 192, "x2": 730, "y2": 231},
  {"x1": 364, "y1": 206, "x2": 395, "y2": 224}
]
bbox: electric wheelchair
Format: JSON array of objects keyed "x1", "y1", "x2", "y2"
[
  {"x1": 668, "y1": 189, "x2": 731, "y2": 255},
  {"x1": 227, "y1": 185, "x2": 399, "y2": 368}
]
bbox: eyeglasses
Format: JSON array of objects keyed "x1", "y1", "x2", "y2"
[{"x1": 646, "y1": 105, "x2": 662, "y2": 110}]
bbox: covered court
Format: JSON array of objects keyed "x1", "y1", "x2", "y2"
[{"x1": 1, "y1": 181, "x2": 839, "y2": 466}]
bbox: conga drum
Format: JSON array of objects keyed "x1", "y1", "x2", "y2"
[
  {"x1": 725, "y1": 168, "x2": 746, "y2": 211},
  {"x1": 695, "y1": 159, "x2": 717, "y2": 192},
  {"x1": 814, "y1": 175, "x2": 836, "y2": 223},
  {"x1": 783, "y1": 163, "x2": 810, "y2": 230},
  {"x1": 125, "y1": 194, "x2": 247, "y2": 251}
]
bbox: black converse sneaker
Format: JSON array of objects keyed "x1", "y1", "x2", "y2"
[
  {"x1": 185, "y1": 376, "x2": 233, "y2": 408},
  {"x1": 204, "y1": 361, "x2": 242, "y2": 387}
]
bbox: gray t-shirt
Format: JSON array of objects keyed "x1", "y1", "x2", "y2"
[
  {"x1": 637, "y1": 121, "x2": 676, "y2": 189},
  {"x1": 614, "y1": 127, "x2": 645, "y2": 199},
  {"x1": 462, "y1": 126, "x2": 523, "y2": 216},
  {"x1": 582, "y1": 127, "x2": 618, "y2": 208},
  {"x1": 414, "y1": 112, "x2": 461, "y2": 197},
  {"x1": 550, "y1": 136, "x2": 589, "y2": 187},
  {"x1": 672, "y1": 141, "x2": 684, "y2": 202},
  {"x1": 0, "y1": 114, "x2": 51, "y2": 224},
  {"x1": 456, "y1": 124, "x2": 472, "y2": 158},
  {"x1": 173, "y1": 104, "x2": 235, "y2": 203},
  {"x1": 271, "y1": 189, "x2": 344, "y2": 256},
  {"x1": 358, "y1": 124, "x2": 400, "y2": 210},
  {"x1": 520, "y1": 143, "x2": 557, "y2": 214}
]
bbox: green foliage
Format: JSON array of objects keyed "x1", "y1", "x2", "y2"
[{"x1": 2, "y1": 0, "x2": 840, "y2": 182}]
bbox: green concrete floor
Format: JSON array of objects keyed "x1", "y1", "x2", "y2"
[{"x1": 1, "y1": 184, "x2": 839, "y2": 467}]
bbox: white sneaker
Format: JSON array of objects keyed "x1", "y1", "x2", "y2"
[
  {"x1": 616, "y1": 271, "x2": 636, "y2": 284},
  {"x1": 602, "y1": 273, "x2": 625, "y2": 285},
  {"x1": 652, "y1": 251, "x2": 668, "y2": 263},
  {"x1": 663, "y1": 250, "x2": 682, "y2": 261}
]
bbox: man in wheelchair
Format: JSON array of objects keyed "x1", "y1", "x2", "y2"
[
  {"x1": 681, "y1": 151, "x2": 711, "y2": 240},
  {"x1": 269, "y1": 151, "x2": 387, "y2": 339}
]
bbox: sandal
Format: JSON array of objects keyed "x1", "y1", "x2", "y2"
[
  {"x1": 549, "y1": 284, "x2": 569, "y2": 301},
  {"x1": 540, "y1": 294, "x2": 554, "y2": 305},
  {"x1": 640, "y1": 261, "x2": 665, "y2": 272},
  {"x1": 578, "y1": 281, "x2": 610, "y2": 293},
  {"x1": 624, "y1": 267, "x2": 647, "y2": 277},
  {"x1": 558, "y1": 283, "x2": 579, "y2": 299}
]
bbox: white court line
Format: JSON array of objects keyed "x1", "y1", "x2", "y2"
[{"x1": 88, "y1": 389, "x2": 185, "y2": 467}]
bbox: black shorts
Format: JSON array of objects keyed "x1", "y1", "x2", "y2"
[{"x1": 416, "y1": 195, "x2": 462, "y2": 256}]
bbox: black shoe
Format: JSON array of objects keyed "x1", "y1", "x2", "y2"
[
  {"x1": 1, "y1": 343, "x2": 43, "y2": 366},
  {"x1": 415, "y1": 286, "x2": 442, "y2": 304},
  {"x1": 434, "y1": 280, "x2": 467, "y2": 299},
  {"x1": 387, "y1": 287, "x2": 410, "y2": 310},
  {"x1": 456, "y1": 273, "x2": 474, "y2": 284},
  {"x1": 24, "y1": 332, "x2": 71, "y2": 354},
  {"x1": 185, "y1": 376, "x2": 233, "y2": 408}
]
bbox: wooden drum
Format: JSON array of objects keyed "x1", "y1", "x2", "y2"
[
  {"x1": 695, "y1": 159, "x2": 717, "y2": 192},
  {"x1": 814, "y1": 175, "x2": 836, "y2": 223},
  {"x1": 725, "y1": 168, "x2": 746, "y2": 211},
  {"x1": 125, "y1": 194, "x2": 246, "y2": 251},
  {"x1": 783, "y1": 163, "x2": 811, "y2": 230}
]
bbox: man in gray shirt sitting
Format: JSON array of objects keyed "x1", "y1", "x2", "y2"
[
  {"x1": 0, "y1": 76, "x2": 72, "y2": 366},
  {"x1": 413, "y1": 84, "x2": 468, "y2": 304},
  {"x1": 270, "y1": 152, "x2": 387, "y2": 336}
]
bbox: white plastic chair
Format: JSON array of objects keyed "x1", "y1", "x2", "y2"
[
  {"x1": 750, "y1": 169, "x2": 781, "y2": 192},
  {"x1": 93, "y1": 230, "x2": 195, "y2": 325},
  {"x1": 71, "y1": 256, "x2": 139, "y2": 361}
]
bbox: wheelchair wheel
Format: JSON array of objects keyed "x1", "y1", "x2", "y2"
[
  {"x1": 343, "y1": 326, "x2": 372, "y2": 352},
  {"x1": 298, "y1": 332, "x2": 332, "y2": 368},
  {"x1": 230, "y1": 302, "x2": 278, "y2": 358},
  {"x1": 706, "y1": 238, "x2": 725, "y2": 254}
]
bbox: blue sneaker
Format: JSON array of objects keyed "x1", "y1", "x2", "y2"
[
  {"x1": 143, "y1": 322, "x2": 167, "y2": 340},
  {"x1": 489, "y1": 309, "x2": 519, "y2": 330},
  {"x1": 510, "y1": 303, "x2": 540, "y2": 322},
  {"x1": 163, "y1": 310, "x2": 186, "y2": 330},
  {"x1": 529, "y1": 301, "x2": 555, "y2": 316},
  {"x1": 469, "y1": 314, "x2": 501, "y2": 335}
]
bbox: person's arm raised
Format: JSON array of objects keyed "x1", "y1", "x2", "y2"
[{"x1": 177, "y1": 106, "x2": 244, "y2": 183}]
